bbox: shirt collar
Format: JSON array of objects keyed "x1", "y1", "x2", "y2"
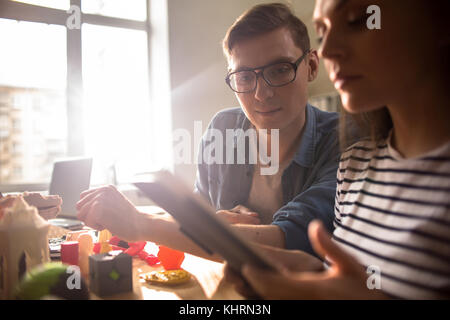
[{"x1": 235, "y1": 104, "x2": 317, "y2": 168}]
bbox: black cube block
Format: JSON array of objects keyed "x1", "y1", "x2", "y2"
[{"x1": 89, "y1": 251, "x2": 132, "y2": 297}]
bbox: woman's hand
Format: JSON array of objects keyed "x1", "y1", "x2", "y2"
[
  {"x1": 76, "y1": 185, "x2": 145, "y2": 242},
  {"x1": 239, "y1": 221, "x2": 388, "y2": 299},
  {"x1": 216, "y1": 205, "x2": 261, "y2": 225},
  {"x1": 224, "y1": 242, "x2": 324, "y2": 298}
]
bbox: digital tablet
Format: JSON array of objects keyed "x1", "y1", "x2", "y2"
[{"x1": 133, "y1": 171, "x2": 278, "y2": 273}]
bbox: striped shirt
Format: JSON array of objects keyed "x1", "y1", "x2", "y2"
[{"x1": 334, "y1": 133, "x2": 450, "y2": 299}]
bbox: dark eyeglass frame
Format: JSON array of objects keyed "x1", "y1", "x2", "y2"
[{"x1": 225, "y1": 49, "x2": 311, "y2": 93}]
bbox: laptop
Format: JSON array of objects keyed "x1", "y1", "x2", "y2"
[{"x1": 47, "y1": 157, "x2": 93, "y2": 230}]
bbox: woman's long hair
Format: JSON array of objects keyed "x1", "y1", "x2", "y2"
[{"x1": 339, "y1": 107, "x2": 392, "y2": 150}]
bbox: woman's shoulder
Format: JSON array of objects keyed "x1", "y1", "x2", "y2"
[{"x1": 341, "y1": 138, "x2": 388, "y2": 159}]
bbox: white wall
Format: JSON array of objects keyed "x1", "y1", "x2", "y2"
[{"x1": 167, "y1": 0, "x2": 335, "y2": 185}]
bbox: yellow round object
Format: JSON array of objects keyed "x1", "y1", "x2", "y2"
[{"x1": 141, "y1": 269, "x2": 191, "y2": 285}]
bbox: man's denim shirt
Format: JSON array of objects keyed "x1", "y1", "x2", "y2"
[{"x1": 194, "y1": 104, "x2": 340, "y2": 256}]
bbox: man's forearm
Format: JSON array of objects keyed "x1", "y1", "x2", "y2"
[
  {"x1": 137, "y1": 213, "x2": 286, "y2": 261},
  {"x1": 138, "y1": 213, "x2": 223, "y2": 262},
  {"x1": 233, "y1": 224, "x2": 285, "y2": 248}
]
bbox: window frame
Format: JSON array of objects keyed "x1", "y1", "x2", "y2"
[{"x1": 0, "y1": 0, "x2": 154, "y2": 192}]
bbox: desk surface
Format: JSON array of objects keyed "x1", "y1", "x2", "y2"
[
  {"x1": 49, "y1": 222, "x2": 243, "y2": 300},
  {"x1": 91, "y1": 252, "x2": 242, "y2": 300}
]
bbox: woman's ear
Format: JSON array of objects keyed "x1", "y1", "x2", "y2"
[{"x1": 307, "y1": 49, "x2": 320, "y2": 82}]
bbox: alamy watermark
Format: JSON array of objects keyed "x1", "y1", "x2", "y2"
[
  {"x1": 173, "y1": 121, "x2": 280, "y2": 175},
  {"x1": 66, "y1": 5, "x2": 81, "y2": 30},
  {"x1": 367, "y1": 5, "x2": 381, "y2": 30},
  {"x1": 366, "y1": 265, "x2": 382, "y2": 290},
  {"x1": 66, "y1": 265, "x2": 81, "y2": 290}
]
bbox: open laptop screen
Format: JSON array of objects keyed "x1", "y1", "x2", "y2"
[{"x1": 49, "y1": 158, "x2": 92, "y2": 219}]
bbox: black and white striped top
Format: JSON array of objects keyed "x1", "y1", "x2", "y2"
[{"x1": 334, "y1": 134, "x2": 450, "y2": 299}]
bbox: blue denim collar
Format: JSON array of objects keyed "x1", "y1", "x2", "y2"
[
  {"x1": 233, "y1": 104, "x2": 316, "y2": 167},
  {"x1": 293, "y1": 104, "x2": 316, "y2": 168}
]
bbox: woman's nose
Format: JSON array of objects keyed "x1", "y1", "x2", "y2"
[{"x1": 319, "y1": 28, "x2": 347, "y2": 61}]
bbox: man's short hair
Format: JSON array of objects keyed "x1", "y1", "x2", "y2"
[{"x1": 223, "y1": 3, "x2": 311, "y2": 60}]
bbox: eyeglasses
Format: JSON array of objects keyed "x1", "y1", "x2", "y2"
[{"x1": 225, "y1": 49, "x2": 310, "y2": 93}]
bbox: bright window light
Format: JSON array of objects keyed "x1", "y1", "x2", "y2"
[
  {"x1": 82, "y1": 0, "x2": 147, "y2": 21},
  {"x1": 0, "y1": 19, "x2": 67, "y2": 184},
  {"x1": 12, "y1": 0, "x2": 70, "y2": 10},
  {"x1": 82, "y1": 23, "x2": 153, "y2": 184},
  {"x1": 0, "y1": 19, "x2": 66, "y2": 90},
  {"x1": 0, "y1": 1, "x2": 172, "y2": 188}
]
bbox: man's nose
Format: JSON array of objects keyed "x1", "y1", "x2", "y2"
[{"x1": 254, "y1": 73, "x2": 274, "y2": 101}]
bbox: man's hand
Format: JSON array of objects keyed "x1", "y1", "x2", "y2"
[
  {"x1": 23, "y1": 192, "x2": 62, "y2": 220},
  {"x1": 76, "y1": 185, "x2": 144, "y2": 242},
  {"x1": 216, "y1": 205, "x2": 261, "y2": 225},
  {"x1": 239, "y1": 221, "x2": 388, "y2": 299},
  {"x1": 224, "y1": 243, "x2": 324, "y2": 298}
]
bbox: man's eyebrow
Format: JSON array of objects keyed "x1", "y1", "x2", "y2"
[{"x1": 233, "y1": 56, "x2": 297, "y2": 72}]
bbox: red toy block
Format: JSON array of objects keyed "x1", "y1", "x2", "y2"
[
  {"x1": 124, "y1": 241, "x2": 146, "y2": 256},
  {"x1": 145, "y1": 254, "x2": 160, "y2": 266},
  {"x1": 93, "y1": 242, "x2": 101, "y2": 254}
]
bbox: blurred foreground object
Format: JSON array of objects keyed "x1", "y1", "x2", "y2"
[
  {"x1": 0, "y1": 196, "x2": 50, "y2": 299},
  {"x1": 98, "y1": 229, "x2": 113, "y2": 253},
  {"x1": 23, "y1": 192, "x2": 62, "y2": 220},
  {"x1": 14, "y1": 262, "x2": 89, "y2": 300},
  {"x1": 0, "y1": 192, "x2": 62, "y2": 220}
]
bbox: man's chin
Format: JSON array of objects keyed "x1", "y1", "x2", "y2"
[
  {"x1": 251, "y1": 112, "x2": 285, "y2": 130},
  {"x1": 252, "y1": 121, "x2": 283, "y2": 131}
]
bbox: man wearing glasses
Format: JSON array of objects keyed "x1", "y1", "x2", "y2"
[
  {"x1": 194, "y1": 3, "x2": 340, "y2": 255},
  {"x1": 77, "y1": 3, "x2": 340, "y2": 258}
]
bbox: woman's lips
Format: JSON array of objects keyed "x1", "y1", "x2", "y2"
[{"x1": 332, "y1": 74, "x2": 363, "y2": 90}]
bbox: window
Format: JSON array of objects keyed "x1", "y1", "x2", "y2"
[
  {"x1": 0, "y1": 0, "x2": 172, "y2": 189},
  {"x1": 13, "y1": 0, "x2": 70, "y2": 10},
  {"x1": 82, "y1": 24, "x2": 152, "y2": 183},
  {"x1": 0, "y1": 18, "x2": 67, "y2": 183},
  {"x1": 82, "y1": 0, "x2": 147, "y2": 21}
]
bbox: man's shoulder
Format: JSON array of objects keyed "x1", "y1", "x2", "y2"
[{"x1": 208, "y1": 107, "x2": 247, "y2": 130}]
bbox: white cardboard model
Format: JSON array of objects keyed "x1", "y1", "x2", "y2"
[{"x1": 0, "y1": 196, "x2": 50, "y2": 299}]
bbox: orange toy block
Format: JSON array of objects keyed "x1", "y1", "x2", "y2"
[{"x1": 157, "y1": 246, "x2": 185, "y2": 270}]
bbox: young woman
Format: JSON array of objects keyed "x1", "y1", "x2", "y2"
[{"x1": 230, "y1": 0, "x2": 450, "y2": 299}]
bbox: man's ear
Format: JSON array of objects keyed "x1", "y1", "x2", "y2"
[{"x1": 307, "y1": 49, "x2": 320, "y2": 82}]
